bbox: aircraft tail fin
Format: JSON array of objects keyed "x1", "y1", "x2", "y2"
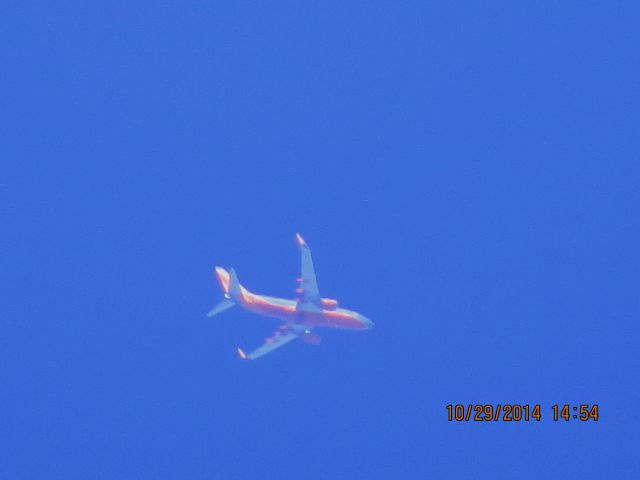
[
  {"x1": 208, "y1": 266, "x2": 238, "y2": 317},
  {"x1": 227, "y1": 268, "x2": 247, "y2": 304},
  {"x1": 210, "y1": 266, "x2": 249, "y2": 315},
  {"x1": 214, "y1": 266, "x2": 232, "y2": 295}
]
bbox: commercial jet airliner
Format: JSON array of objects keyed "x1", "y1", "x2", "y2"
[{"x1": 207, "y1": 234, "x2": 374, "y2": 360}]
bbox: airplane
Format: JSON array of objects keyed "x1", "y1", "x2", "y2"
[{"x1": 207, "y1": 233, "x2": 374, "y2": 360}]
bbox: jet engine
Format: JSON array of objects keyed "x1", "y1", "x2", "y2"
[{"x1": 320, "y1": 298, "x2": 338, "y2": 310}]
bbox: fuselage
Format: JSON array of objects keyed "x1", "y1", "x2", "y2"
[
  {"x1": 214, "y1": 264, "x2": 373, "y2": 331},
  {"x1": 239, "y1": 291, "x2": 373, "y2": 331}
]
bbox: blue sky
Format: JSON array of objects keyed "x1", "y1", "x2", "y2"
[{"x1": 2, "y1": 2, "x2": 639, "y2": 478}]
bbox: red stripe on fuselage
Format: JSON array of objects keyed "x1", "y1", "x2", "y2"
[{"x1": 240, "y1": 293, "x2": 366, "y2": 330}]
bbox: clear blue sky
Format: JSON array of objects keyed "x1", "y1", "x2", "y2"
[{"x1": 2, "y1": 2, "x2": 639, "y2": 478}]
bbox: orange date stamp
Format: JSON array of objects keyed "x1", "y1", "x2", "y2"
[{"x1": 446, "y1": 404, "x2": 599, "y2": 422}]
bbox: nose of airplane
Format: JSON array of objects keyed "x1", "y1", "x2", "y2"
[{"x1": 361, "y1": 315, "x2": 375, "y2": 329}]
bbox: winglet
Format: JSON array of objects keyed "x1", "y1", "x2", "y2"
[
  {"x1": 237, "y1": 347, "x2": 248, "y2": 360},
  {"x1": 295, "y1": 233, "x2": 306, "y2": 247}
]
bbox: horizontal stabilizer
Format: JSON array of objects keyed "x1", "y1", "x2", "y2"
[{"x1": 207, "y1": 297, "x2": 234, "y2": 317}]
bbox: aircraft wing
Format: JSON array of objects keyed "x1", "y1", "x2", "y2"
[
  {"x1": 237, "y1": 326, "x2": 299, "y2": 360},
  {"x1": 295, "y1": 233, "x2": 321, "y2": 310}
]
